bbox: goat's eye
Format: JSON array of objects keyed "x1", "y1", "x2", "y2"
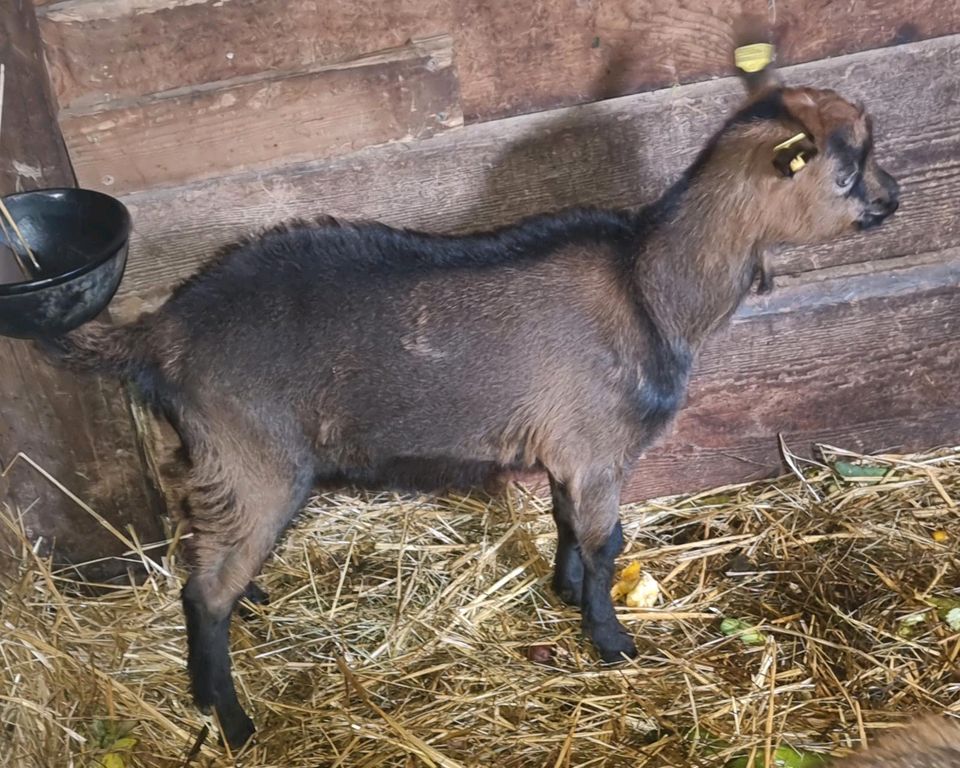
[{"x1": 837, "y1": 169, "x2": 860, "y2": 192}]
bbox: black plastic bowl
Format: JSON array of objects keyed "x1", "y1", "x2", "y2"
[{"x1": 0, "y1": 188, "x2": 130, "y2": 339}]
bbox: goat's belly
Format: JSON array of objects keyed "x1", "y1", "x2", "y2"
[{"x1": 322, "y1": 455, "x2": 527, "y2": 495}]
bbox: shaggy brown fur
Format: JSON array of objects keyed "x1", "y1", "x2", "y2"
[
  {"x1": 832, "y1": 717, "x2": 960, "y2": 767},
  {"x1": 44, "y1": 59, "x2": 898, "y2": 749}
]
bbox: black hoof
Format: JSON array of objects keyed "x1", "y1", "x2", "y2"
[
  {"x1": 243, "y1": 582, "x2": 270, "y2": 605},
  {"x1": 237, "y1": 582, "x2": 270, "y2": 620},
  {"x1": 553, "y1": 577, "x2": 583, "y2": 607},
  {"x1": 219, "y1": 710, "x2": 256, "y2": 752},
  {"x1": 588, "y1": 622, "x2": 637, "y2": 663}
]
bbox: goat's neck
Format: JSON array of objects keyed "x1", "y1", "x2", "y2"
[{"x1": 633, "y1": 181, "x2": 761, "y2": 350}]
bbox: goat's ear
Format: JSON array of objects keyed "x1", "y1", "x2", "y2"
[
  {"x1": 772, "y1": 132, "x2": 819, "y2": 178},
  {"x1": 733, "y1": 17, "x2": 781, "y2": 97}
]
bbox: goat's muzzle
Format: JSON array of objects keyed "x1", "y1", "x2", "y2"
[
  {"x1": 857, "y1": 167, "x2": 900, "y2": 230},
  {"x1": 857, "y1": 197, "x2": 899, "y2": 230}
]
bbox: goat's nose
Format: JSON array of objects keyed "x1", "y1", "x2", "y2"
[
  {"x1": 857, "y1": 194, "x2": 899, "y2": 230},
  {"x1": 871, "y1": 196, "x2": 899, "y2": 217}
]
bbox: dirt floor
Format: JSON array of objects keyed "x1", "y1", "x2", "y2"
[{"x1": 2, "y1": 443, "x2": 958, "y2": 767}]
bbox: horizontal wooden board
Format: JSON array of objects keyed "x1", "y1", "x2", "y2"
[
  {"x1": 37, "y1": 0, "x2": 960, "y2": 122},
  {"x1": 39, "y1": 0, "x2": 453, "y2": 112},
  {"x1": 468, "y1": 0, "x2": 960, "y2": 119},
  {"x1": 116, "y1": 36, "x2": 960, "y2": 298},
  {"x1": 61, "y1": 35, "x2": 461, "y2": 194}
]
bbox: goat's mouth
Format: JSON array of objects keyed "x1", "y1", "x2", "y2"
[
  {"x1": 856, "y1": 214, "x2": 887, "y2": 231},
  {"x1": 856, "y1": 200, "x2": 900, "y2": 231}
]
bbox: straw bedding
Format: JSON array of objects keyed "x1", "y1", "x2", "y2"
[{"x1": 2, "y1": 443, "x2": 958, "y2": 767}]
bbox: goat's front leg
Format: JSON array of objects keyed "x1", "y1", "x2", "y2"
[
  {"x1": 555, "y1": 466, "x2": 637, "y2": 662},
  {"x1": 582, "y1": 516, "x2": 635, "y2": 661}
]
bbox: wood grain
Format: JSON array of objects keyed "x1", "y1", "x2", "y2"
[
  {"x1": 36, "y1": 0, "x2": 960, "y2": 122},
  {"x1": 38, "y1": 0, "x2": 453, "y2": 111},
  {"x1": 115, "y1": 36, "x2": 960, "y2": 299},
  {"x1": 60, "y1": 35, "x2": 462, "y2": 195},
  {"x1": 0, "y1": 1, "x2": 164, "y2": 582},
  {"x1": 590, "y1": 0, "x2": 956, "y2": 102}
]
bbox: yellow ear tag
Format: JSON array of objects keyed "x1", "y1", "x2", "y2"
[
  {"x1": 789, "y1": 154, "x2": 807, "y2": 173},
  {"x1": 735, "y1": 43, "x2": 774, "y2": 73},
  {"x1": 773, "y1": 132, "x2": 808, "y2": 152}
]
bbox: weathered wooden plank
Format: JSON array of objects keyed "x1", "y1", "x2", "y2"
[
  {"x1": 60, "y1": 35, "x2": 461, "y2": 195},
  {"x1": 0, "y1": 1, "x2": 164, "y2": 581},
  {"x1": 1, "y1": 7, "x2": 72, "y2": 188},
  {"x1": 115, "y1": 36, "x2": 960, "y2": 300},
  {"x1": 591, "y1": 0, "x2": 956, "y2": 97},
  {"x1": 453, "y1": 0, "x2": 599, "y2": 121},
  {"x1": 38, "y1": 0, "x2": 453, "y2": 112},
  {"x1": 463, "y1": 0, "x2": 959, "y2": 119},
  {"x1": 36, "y1": 0, "x2": 960, "y2": 122}
]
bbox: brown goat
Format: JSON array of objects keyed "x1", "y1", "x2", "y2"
[
  {"x1": 831, "y1": 716, "x2": 960, "y2": 767},
  {"x1": 47, "y1": 60, "x2": 898, "y2": 749}
]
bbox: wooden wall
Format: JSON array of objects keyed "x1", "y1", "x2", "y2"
[
  {"x1": 34, "y1": 0, "x2": 960, "y2": 195},
  {"x1": 28, "y1": 0, "x2": 960, "y2": 503},
  {"x1": 0, "y1": 1, "x2": 163, "y2": 582}
]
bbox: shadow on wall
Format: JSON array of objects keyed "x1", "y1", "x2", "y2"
[{"x1": 453, "y1": 46, "x2": 659, "y2": 233}]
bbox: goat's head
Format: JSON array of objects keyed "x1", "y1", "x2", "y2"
[{"x1": 709, "y1": 50, "x2": 899, "y2": 247}]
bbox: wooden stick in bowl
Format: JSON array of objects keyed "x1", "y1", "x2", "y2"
[{"x1": 0, "y1": 198, "x2": 41, "y2": 276}]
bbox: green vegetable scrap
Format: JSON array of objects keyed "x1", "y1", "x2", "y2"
[
  {"x1": 89, "y1": 720, "x2": 138, "y2": 768},
  {"x1": 720, "y1": 617, "x2": 766, "y2": 646},
  {"x1": 927, "y1": 596, "x2": 960, "y2": 630},
  {"x1": 896, "y1": 610, "x2": 928, "y2": 639},
  {"x1": 946, "y1": 608, "x2": 960, "y2": 632},
  {"x1": 833, "y1": 460, "x2": 889, "y2": 482},
  {"x1": 724, "y1": 745, "x2": 828, "y2": 768}
]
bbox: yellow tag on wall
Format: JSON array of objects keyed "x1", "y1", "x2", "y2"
[{"x1": 734, "y1": 43, "x2": 774, "y2": 73}]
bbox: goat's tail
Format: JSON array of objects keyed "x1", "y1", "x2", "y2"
[
  {"x1": 40, "y1": 321, "x2": 141, "y2": 379},
  {"x1": 40, "y1": 319, "x2": 176, "y2": 413}
]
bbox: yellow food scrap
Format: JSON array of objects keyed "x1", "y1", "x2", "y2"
[
  {"x1": 626, "y1": 572, "x2": 661, "y2": 608},
  {"x1": 933, "y1": 529, "x2": 949, "y2": 543},
  {"x1": 610, "y1": 561, "x2": 641, "y2": 601},
  {"x1": 611, "y1": 561, "x2": 659, "y2": 607}
]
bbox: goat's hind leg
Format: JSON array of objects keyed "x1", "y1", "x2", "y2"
[
  {"x1": 549, "y1": 475, "x2": 584, "y2": 606},
  {"x1": 182, "y1": 451, "x2": 313, "y2": 750},
  {"x1": 235, "y1": 581, "x2": 270, "y2": 620}
]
